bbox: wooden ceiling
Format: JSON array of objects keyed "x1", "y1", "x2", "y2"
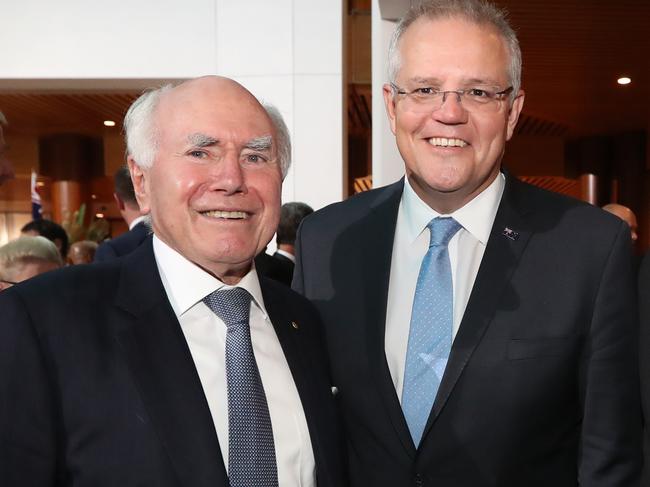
[{"x1": 1, "y1": 0, "x2": 648, "y2": 139}]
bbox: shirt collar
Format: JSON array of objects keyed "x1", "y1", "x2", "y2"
[
  {"x1": 152, "y1": 235, "x2": 268, "y2": 318},
  {"x1": 402, "y1": 172, "x2": 505, "y2": 245},
  {"x1": 275, "y1": 248, "x2": 295, "y2": 263},
  {"x1": 129, "y1": 215, "x2": 148, "y2": 230}
]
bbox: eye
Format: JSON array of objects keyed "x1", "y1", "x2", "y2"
[
  {"x1": 188, "y1": 149, "x2": 208, "y2": 159},
  {"x1": 413, "y1": 87, "x2": 436, "y2": 96},
  {"x1": 244, "y1": 153, "x2": 268, "y2": 164},
  {"x1": 467, "y1": 88, "x2": 491, "y2": 98}
]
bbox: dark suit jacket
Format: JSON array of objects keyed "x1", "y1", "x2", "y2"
[
  {"x1": 293, "y1": 175, "x2": 641, "y2": 487},
  {"x1": 0, "y1": 238, "x2": 346, "y2": 487},
  {"x1": 255, "y1": 251, "x2": 293, "y2": 287},
  {"x1": 638, "y1": 252, "x2": 650, "y2": 484},
  {"x1": 94, "y1": 220, "x2": 149, "y2": 262}
]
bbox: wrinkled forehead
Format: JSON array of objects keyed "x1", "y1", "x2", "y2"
[{"x1": 157, "y1": 86, "x2": 274, "y2": 142}]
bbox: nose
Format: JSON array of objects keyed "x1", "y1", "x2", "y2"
[
  {"x1": 212, "y1": 152, "x2": 246, "y2": 195},
  {"x1": 433, "y1": 91, "x2": 468, "y2": 125}
]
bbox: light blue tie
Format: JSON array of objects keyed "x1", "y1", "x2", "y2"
[
  {"x1": 203, "y1": 287, "x2": 278, "y2": 487},
  {"x1": 402, "y1": 217, "x2": 461, "y2": 446}
]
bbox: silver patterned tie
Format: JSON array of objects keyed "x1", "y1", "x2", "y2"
[
  {"x1": 402, "y1": 217, "x2": 462, "y2": 446},
  {"x1": 203, "y1": 287, "x2": 278, "y2": 487}
]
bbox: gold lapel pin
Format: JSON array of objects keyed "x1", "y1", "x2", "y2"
[{"x1": 291, "y1": 321, "x2": 299, "y2": 330}]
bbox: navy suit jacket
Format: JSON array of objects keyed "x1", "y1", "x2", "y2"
[
  {"x1": 293, "y1": 174, "x2": 641, "y2": 487},
  {"x1": 94, "y1": 220, "x2": 149, "y2": 262},
  {"x1": 0, "y1": 238, "x2": 347, "y2": 487}
]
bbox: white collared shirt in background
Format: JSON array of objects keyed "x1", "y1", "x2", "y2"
[
  {"x1": 385, "y1": 174, "x2": 505, "y2": 399},
  {"x1": 275, "y1": 248, "x2": 296, "y2": 263},
  {"x1": 128, "y1": 215, "x2": 148, "y2": 230},
  {"x1": 153, "y1": 236, "x2": 315, "y2": 487}
]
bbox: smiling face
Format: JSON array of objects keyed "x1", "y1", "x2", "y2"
[
  {"x1": 129, "y1": 77, "x2": 282, "y2": 284},
  {"x1": 383, "y1": 16, "x2": 524, "y2": 213}
]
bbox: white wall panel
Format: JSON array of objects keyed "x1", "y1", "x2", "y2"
[
  {"x1": 0, "y1": 0, "x2": 216, "y2": 78},
  {"x1": 293, "y1": 74, "x2": 342, "y2": 210},
  {"x1": 294, "y1": 0, "x2": 342, "y2": 75},
  {"x1": 216, "y1": 0, "x2": 293, "y2": 76}
]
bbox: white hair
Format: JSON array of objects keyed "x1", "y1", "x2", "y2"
[
  {"x1": 262, "y1": 102, "x2": 292, "y2": 178},
  {"x1": 123, "y1": 84, "x2": 175, "y2": 168},
  {"x1": 387, "y1": 0, "x2": 522, "y2": 101},
  {"x1": 0, "y1": 236, "x2": 62, "y2": 281},
  {"x1": 124, "y1": 84, "x2": 291, "y2": 177}
]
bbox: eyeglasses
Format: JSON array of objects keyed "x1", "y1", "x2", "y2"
[{"x1": 390, "y1": 83, "x2": 513, "y2": 113}]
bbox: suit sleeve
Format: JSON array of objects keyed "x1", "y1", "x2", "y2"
[
  {"x1": 579, "y1": 222, "x2": 642, "y2": 486},
  {"x1": 0, "y1": 290, "x2": 60, "y2": 486}
]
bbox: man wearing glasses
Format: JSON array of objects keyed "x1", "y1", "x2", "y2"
[{"x1": 293, "y1": 0, "x2": 641, "y2": 485}]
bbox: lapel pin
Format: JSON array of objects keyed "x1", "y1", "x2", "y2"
[
  {"x1": 291, "y1": 321, "x2": 299, "y2": 330},
  {"x1": 502, "y1": 227, "x2": 519, "y2": 241}
]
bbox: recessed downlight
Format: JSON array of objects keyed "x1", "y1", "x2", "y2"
[
  {"x1": 617, "y1": 77, "x2": 631, "y2": 85},
  {"x1": 103, "y1": 120, "x2": 116, "y2": 127}
]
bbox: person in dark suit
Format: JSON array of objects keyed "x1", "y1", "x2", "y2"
[
  {"x1": 255, "y1": 202, "x2": 313, "y2": 286},
  {"x1": 293, "y1": 1, "x2": 641, "y2": 486},
  {"x1": 94, "y1": 165, "x2": 150, "y2": 262},
  {"x1": 0, "y1": 76, "x2": 346, "y2": 487}
]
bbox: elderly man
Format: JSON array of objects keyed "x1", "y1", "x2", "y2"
[
  {"x1": 0, "y1": 110, "x2": 15, "y2": 185},
  {"x1": 0, "y1": 236, "x2": 62, "y2": 290},
  {"x1": 0, "y1": 76, "x2": 346, "y2": 487},
  {"x1": 293, "y1": 1, "x2": 641, "y2": 486}
]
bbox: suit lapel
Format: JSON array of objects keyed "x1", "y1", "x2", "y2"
[
  {"x1": 357, "y1": 180, "x2": 418, "y2": 457},
  {"x1": 422, "y1": 174, "x2": 534, "y2": 439},
  {"x1": 114, "y1": 239, "x2": 228, "y2": 487},
  {"x1": 260, "y1": 280, "x2": 335, "y2": 480}
]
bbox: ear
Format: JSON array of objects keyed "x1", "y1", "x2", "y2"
[
  {"x1": 382, "y1": 83, "x2": 398, "y2": 135},
  {"x1": 127, "y1": 157, "x2": 151, "y2": 214},
  {"x1": 505, "y1": 89, "x2": 525, "y2": 141},
  {"x1": 113, "y1": 192, "x2": 126, "y2": 211}
]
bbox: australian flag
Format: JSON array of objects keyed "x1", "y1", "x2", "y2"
[{"x1": 30, "y1": 170, "x2": 42, "y2": 220}]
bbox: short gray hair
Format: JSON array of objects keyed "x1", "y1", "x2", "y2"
[
  {"x1": 123, "y1": 84, "x2": 175, "y2": 168},
  {"x1": 262, "y1": 102, "x2": 292, "y2": 178},
  {"x1": 387, "y1": 0, "x2": 522, "y2": 99},
  {"x1": 124, "y1": 84, "x2": 291, "y2": 177},
  {"x1": 0, "y1": 236, "x2": 62, "y2": 281}
]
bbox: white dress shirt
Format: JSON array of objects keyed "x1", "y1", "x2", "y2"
[
  {"x1": 153, "y1": 236, "x2": 316, "y2": 487},
  {"x1": 128, "y1": 215, "x2": 148, "y2": 230},
  {"x1": 385, "y1": 174, "x2": 505, "y2": 399},
  {"x1": 275, "y1": 248, "x2": 296, "y2": 263}
]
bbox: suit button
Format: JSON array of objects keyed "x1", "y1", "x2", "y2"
[{"x1": 414, "y1": 474, "x2": 423, "y2": 486}]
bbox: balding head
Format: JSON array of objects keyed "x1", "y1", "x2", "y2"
[
  {"x1": 126, "y1": 75, "x2": 285, "y2": 284},
  {"x1": 603, "y1": 203, "x2": 638, "y2": 241}
]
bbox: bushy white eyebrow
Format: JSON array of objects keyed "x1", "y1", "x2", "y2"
[{"x1": 244, "y1": 135, "x2": 273, "y2": 151}]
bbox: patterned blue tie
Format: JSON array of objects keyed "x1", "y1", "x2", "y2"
[
  {"x1": 402, "y1": 217, "x2": 462, "y2": 446},
  {"x1": 203, "y1": 287, "x2": 278, "y2": 487}
]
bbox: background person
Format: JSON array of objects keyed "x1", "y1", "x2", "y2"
[
  {"x1": 0, "y1": 236, "x2": 62, "y2": 290},
  {"x1": 94, "y1": 164, "x2": 150, "y2": 262},
  {"x1": 21, "y1": 218, "x2": 69, "y2": 261}
]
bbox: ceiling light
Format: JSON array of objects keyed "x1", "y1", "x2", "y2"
[
  {"x1": 103, "y1": 120, "x2": 116, "y2": 127},
  {"x1": 617, "y1": 77, "x2": 631, "y2": 85},
  {"x1": 95, "y1": 213, "x2": 105, "y2": 218}
]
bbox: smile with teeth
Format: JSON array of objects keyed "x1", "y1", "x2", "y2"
[
  {"x1": 200, "y1": 210, "x2": 249, "y2": 220},
  {"x1": 428, "y1": 137, "x2": 468, "y2": 148}
]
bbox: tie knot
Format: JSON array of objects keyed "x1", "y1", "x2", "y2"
[
  {"x1": 203, "y1": 287, "x2": 252, "y2": 328},
  {"x1": 427, "y1": 217, "x2": 461, "y2": 247}
]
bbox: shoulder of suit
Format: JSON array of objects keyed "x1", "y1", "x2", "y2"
[{"x1": 301, "y1": 179, "x2": 403, "y2": 230}]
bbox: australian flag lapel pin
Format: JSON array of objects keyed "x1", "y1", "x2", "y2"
[{"x1": 502, "y1": 227, "x2": 519, "y2": 241}]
